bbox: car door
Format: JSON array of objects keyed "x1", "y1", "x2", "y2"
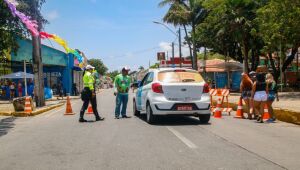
[
  {"x1": 136, "y1": 73, "x2": 149, "y2": 111},
  {"x1": 141, "y1": 72, "x2": 154, "y2": 111}
]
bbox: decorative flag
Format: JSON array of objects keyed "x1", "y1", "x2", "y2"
[
  {"x1": 3, "y1": 0, "x2": 39, "y2": 36},
  {"x1": 40, "y1": 32, "x2": 84, "y2": 64}
]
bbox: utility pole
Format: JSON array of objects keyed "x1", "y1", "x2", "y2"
[
  {"x1": 178, "y1": 28, "x2": 182, "y2": 68},
  {"x1": 23, "y1": 60, "x2": 27, "y2": 96},
  {"x1": 192, "y1": 24, "x2": 198, "y2": 70},
  {"x1": 203, "y1": 47, "x2": 207, "y2": 79},
  {"x1": 172, "y1": 42, "x2": 175, "y2": 68},
  {"x1": 32, "y1": 0, "x2": 45, "y2": 107}
]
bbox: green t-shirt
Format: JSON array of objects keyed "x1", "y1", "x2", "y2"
[{"x1": 114, "y1": 74, "x2": 131, "y2": 93}]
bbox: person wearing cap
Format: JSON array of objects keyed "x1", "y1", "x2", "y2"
[
  {"x1": 114, "y1": 66, "x2": 131, "y2": 119},
  {"x1": 79, "y1": 65, "x2": 104, "y2": 122}
]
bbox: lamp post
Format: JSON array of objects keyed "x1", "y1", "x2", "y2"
[{"x1": 153, "y1": 21, "x2": 182, "y2": 68}]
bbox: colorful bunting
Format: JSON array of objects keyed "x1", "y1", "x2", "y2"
[
  {"x1": 4, "y1": 0, "x2": 39, "y2": 36},
  {"x1": 4, "y1": 1, "x2": 87, "y2": 68},
  {"x1": 40, "y1": 32, "x2": 84, "y2": 65}
]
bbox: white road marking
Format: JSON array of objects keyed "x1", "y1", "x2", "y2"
[{"x1": 167, "y1": 126, "x2": 198, "y2": 149}]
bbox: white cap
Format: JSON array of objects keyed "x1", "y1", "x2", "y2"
[
  {"x1": 122, "y1": 66, "x2": 130, "y2": 71},
  {"x1": 85, "y1": 65, "x2": 95, "y2": 70}
]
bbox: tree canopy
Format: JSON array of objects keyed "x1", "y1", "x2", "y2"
[
  {"x1": 0, "y1": 0, "x2": 47, "y2": 56},
  {"x1": 160, "y1": 0, "x2": 300, "y2": 75},
  {"x1": 88, "y1": 58, "x2": 108, "y2": 76}
]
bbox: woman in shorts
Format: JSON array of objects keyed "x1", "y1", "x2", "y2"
[
  {"x1": 251, "y1": 73, "x2": 268, "y2": 123},
  {"x1": 266, "y1": 73, "x2": 278, "y2": 122},
  {"x1": 240, "y1": 73, "x2": 253, "y2": 119}
]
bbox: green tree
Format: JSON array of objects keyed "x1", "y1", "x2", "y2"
[
  {"x1": 150, "y1": 63, "x2": 160, "y2": 69},
  {"x1": 195, "y1": 0, "x2": 266, "y2": 72},
  {"x1": 107, "y1": 70, "x2": 119, "y2": 81},
  {"x1": 88, "y1": 58, "x2": 108, "y2": 75},
  {"x1": 256, "y1": 0, "x2": 300, "y2": 82},
  {"x1": 0, "y1": 0, "x2": 48, "y2": 55},
  {"x1": 138, "y1": 66, "x2": 145, "y2": 70},
  {"x1": 159, "y1": 0, "x2": 207, "y2": 70},
  {"x1": 0, "y1": 1, "x2": 26, "y2": 56}
]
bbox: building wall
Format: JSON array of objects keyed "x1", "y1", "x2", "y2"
[{"x1": 9, "y1": 39, "x2": 75, "y2": 95}]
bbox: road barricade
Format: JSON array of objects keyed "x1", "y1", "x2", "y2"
[{"x1": 209, "y1": 88, "x2": 232, "y2": 116}]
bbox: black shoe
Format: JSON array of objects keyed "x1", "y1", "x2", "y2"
[
  {"x1": 96, "y1": 117, "x2": 105, "y2": 121},
  {"x1": 79, "y1": 118, "x2": 88, "y2": 123},
  {"x1": 115, "y1": 116, "x2": 120, "y2": 119},
  {"x1": 122, "y1": 115, "x2": 131, "y2": 118}
]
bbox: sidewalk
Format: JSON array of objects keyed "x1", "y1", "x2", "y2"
[
  {"x1": 0, "y1": 96, "x2": 80, "y2": 116},
  {"x1": 213, "y1": 92, "x2": 300, "y2": 125},
  {"x1": 228, "y1": 92, "x2": 300, "y2": 112}
]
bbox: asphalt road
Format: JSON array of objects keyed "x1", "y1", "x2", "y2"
[{"x1": 0, "y1": 89, "x2": 300, "y2": 170}]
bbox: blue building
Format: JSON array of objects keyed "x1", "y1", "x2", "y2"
[{"x1": 2, "y1": 39, "x2": 83, "y2": 97}]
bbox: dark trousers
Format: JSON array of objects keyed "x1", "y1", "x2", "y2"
[{"x1": 80, "y1": 94, "x2": 100, "y2": 119}]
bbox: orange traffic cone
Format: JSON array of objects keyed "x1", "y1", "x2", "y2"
[
  {"x1": 64, "y1": 96, "x2": 74, "y2": 115},
  {"x1": 235, "y1": 97, "x2": 244, "y2": 118},
  {"x1": 24, "y1": 96, "x2": 32, "y2": 115},
  {"x1": 214, "y1": 98, "x2": 222, "y2": 118},
  {"x1": 263, "y1": 104, "x2": 270, "y2": 120},
  {"x1": 87, "y1": 104, "x2": 93, "y2": 114}
]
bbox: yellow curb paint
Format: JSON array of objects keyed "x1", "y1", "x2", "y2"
[{"x1": 212, "y1": 99, "x2": 300, "y2": 125}]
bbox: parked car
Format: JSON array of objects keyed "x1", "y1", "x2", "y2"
[{"x1": 133, "y1": 68, "x2": 211, "y2": 124}]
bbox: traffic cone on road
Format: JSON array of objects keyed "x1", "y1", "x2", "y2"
[
  {"x1": 263, "y1": 104, "x2": 270, "y2": 120},
  {"x1": 64, "y1": 96, "x2": 74, "y2": 115},
  {"x1": 87, "y1": 104, "x2": 93, "y2": 114},
  {"x1": 24, "y1": 96, "x2": 32, "y2": 115},
  {"x1": 214, "y1": 98, "x2": 222, "y2": 118},
  {"x1": 235, "y1": 97, "x2": 244, "y2": 119}
]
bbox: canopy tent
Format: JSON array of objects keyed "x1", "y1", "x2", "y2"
[
  {"x1": 0, "y1": 71, "x2": 34, "y2": 79},
  {"x1": 198, "y1": 59, "x2": 243, "y2": 72}
]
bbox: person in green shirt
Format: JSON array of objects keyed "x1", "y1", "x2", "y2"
[
  {"x1": 79, "y1": 65, "x2": 104, "y2": 122},
  {"x1": 114, "y1": 66, "x2": 131, "y2": 119}
]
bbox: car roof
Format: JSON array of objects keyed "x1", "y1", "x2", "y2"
[{"x1": 150, "y1": 68, "x2": 197, "y2": 72}]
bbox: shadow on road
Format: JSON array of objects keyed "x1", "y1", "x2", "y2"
[
  {"x1": 136, "y1": 115, "x2": 211, "y2": 126},
  {"x1": 0, "y1": 117, "x2": 17, "y2": 137}
]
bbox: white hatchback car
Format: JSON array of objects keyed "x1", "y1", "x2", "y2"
[{"x1": 133, "y1": 68, "x2": 211, "y2": 124}]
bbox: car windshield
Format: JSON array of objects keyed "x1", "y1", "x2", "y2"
[{"x1": 158, "y1": 70, "x2": 204, "y2": 83}]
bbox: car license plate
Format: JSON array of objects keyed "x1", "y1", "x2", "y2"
[{"x1": 177, "y1": 105, "x2": 193, "y2": 111}]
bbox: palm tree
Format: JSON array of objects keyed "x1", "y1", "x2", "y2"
[
  {"x1": 138, "y1": 66, "x2": 145, "y2": 71},
  {"x1": 159, "y1": 0, "x2": 207, "y2": 70}
]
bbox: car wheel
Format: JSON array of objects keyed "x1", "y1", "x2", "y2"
[
  {"x1": 133, "y1": 100, "x2": 140, "y2": 116},
  {"x1": 199, "y1": 114, "x2": 210, "y2": 124},
  {"x1": 146, "y1": 103, "x2": 155, "y2": 124}
]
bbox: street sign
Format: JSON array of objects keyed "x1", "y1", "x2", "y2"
[{"x1": 157, "y1": 52, "x2": 166, "y2": 61}]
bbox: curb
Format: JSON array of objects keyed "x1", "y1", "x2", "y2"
[
  {"x1": 213, "y1": 100, "x2": 300, "y2": 125},
  {"x1": 0, "y1": 112, "x2": 13, "y2": 116},
  {"x1": 0, "y1": 102, "x2": 65, "y2": 117}
]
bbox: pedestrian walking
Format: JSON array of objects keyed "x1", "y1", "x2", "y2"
[
  {"x1": 9, "y1": 81, "x2": 15, "y2": 99},
  {"x1": 266, "y1": 73, "x2": 279, "y2": 123},
  {"x1": 72, "y1": 83, "x2": 78, "y2": 96},
  {"x1": 79, "y1": 65, "x2": 104, "y2": 122},
  {"x1": 114, "y1": 66, "x2": 131, "y2": 119},
  {"x1": 18, "y1": 81, "x2": 23, "y2": 97},
  {"x1": 240, "y1": 73, "x2": 253, "y2": 119},
  {"x1": 251, "y1": 72, "x2": 268, "y2": 123},
  {"x1": 0, "y1": 81, "x2": 5, "y2": 98}
]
